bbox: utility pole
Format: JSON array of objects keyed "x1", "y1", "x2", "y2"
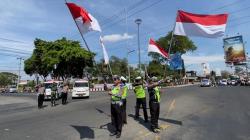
[
  {"x1": 127, "y1": 50, "x2": 135, "y2": 83},
  {"x1": 246, "y1": 53, "x2": 249, "y2": 78},
  {"x1": 17, "y1": 57, "x2": 24, "y2": 89},
  {"x1": 135, "y1": 18, "x2": 142, "y2": 75}
]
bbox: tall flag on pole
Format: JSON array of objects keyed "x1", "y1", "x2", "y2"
[
  {"x1": 148, "y1": 38, "x2": 169, "y2": 58},
  {"x1": 174, "y1": 10, "x2": 228, "y2": 38},
  {"x1": 100, "y1": 37, "x2": 109, "y2": 65},
  {"x1": 66, "y1": 3, "x2": 101, "y2": 34}
]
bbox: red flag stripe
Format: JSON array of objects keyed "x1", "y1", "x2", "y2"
[
  {"x1": 66, "y1": 3, "x2": 92, "y2": 23},
  {"x1": 149, "y1": 39, "x2": 168, "y2": 58},
  {"x1": 176, "y1": 10, "x2": 228, "y2": 26}
]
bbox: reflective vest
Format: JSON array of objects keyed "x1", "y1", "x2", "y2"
[
  {"x1": 121, "y1": 84, "x2": 128, "y2": 99},
  {"x1": 111, "y1": 86, "x2": 122, "y2": 101},
  {"x1": 154, "y1": 86, "x2": 160, "y2": 102},
  {"x1": 134, "y1": 85, "x2": 145, "y2": 98}
]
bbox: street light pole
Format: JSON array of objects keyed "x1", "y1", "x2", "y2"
[
  {"x1": 135, "y1": 18, "x2": 142, "y2": 75},
  {"x1": 127, "y1": 50, "x2": 135, "y2": 83},
  {"x1": 17, "y1": 57, "x2": 24, "y2": 90}
]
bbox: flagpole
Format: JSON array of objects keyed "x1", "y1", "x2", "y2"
[
  {"x1": 108, "y1": 63, "x2": 113, "y2": 76},
  {"x1": 168, "y1": 11, "x2": 178, "y2": 55}
]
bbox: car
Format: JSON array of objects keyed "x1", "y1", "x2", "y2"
[
  {"x1": 200, "y1": 79, "x2": 211, "y2": 87},
  {"x1": 240, "y1": 80, "x2": 246, "y2": 86},
  {"x1": 44, "y1": 80, "x2": 63, "y2": 100},
  {"x1": 219, "y1": 79, "x2": 227, "y2": 86},
  {"x1": 8, "y1": 86, "x2": 17, "y2": 93},
  {"x1": 72, "y1": 80, "x2": 89, "y2": 98},
  {"x1": 231, "y1": 80, "x2": 237, "y2": 86},
  {"x1": 246, "y1": 80, "x2": 250, "y2": 86}
]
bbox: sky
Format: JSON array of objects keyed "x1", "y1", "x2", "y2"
[{"x1": 0, "y1": 0, "x2": 250, "y2": 80}]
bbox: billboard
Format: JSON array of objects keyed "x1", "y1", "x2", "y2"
[
  {"x1": 223, "y1": 36, "x2": 246, "y2": 64},
  {"x1": 201, "y1": 63, "x2": 210, "y2": 76}
]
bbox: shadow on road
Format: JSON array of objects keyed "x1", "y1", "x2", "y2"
[
  {"x1": 71, "y1": 125, "x2": 95, "y2": 139},
  {"x1": 99, "y1": 122, "x2": 115, "y2": 133},
  {"x1": 128, "y1": 114, "x2": 151, "y2": 131},
  {"x1": 128, "y1": 114, "x2": 182, "y2": 126},
  {"x1": 159, "y1": 118, "x2": 183, "y2": 126},
  {"x1": 95, "y1": 108, "x2": 111, "y2": 117}
]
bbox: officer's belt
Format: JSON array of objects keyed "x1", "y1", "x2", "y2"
[{"x1": 111, "y1": 101, "x2": 122, "y2": 104}]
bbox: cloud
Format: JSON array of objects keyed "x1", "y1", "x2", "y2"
[
  {"x1": 102, "y1": 33, "x2": 134, "y2": 43},
  {"x1": 182, "y1": 54, "x2": 225, "y2": 64}
]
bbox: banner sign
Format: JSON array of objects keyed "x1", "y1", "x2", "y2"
[{"x1": 223, "y1": 36, "x2": 246, "y2": 64}]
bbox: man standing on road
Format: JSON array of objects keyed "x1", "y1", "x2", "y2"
[
  {"x1": 62, "y1": 82, "x2": 69, "y2": 105},
  {"x1": 37, "y1": 84, "x2": 45, "y2": 109},
  {"x1": 133, "y1": 76, "x2": 148, "y2": 122},
  {"x1": 51, "y1": 82, "x2": 57, "y2": 107},
  {"x1": 147, "y1": 76, "x2": 165, "y2": 133},
  {"x1": 109, "y1": 75, "x2": 123, "y2": 138},
  {"x1": 120, "y1": 76, "x2": 128, "y2": 124}
]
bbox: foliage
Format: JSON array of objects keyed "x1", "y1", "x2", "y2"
[
  {"x1": 149, "y1": 31, "x2": 197, "y2": 63},
  {"x1": 24, "y1": 38, "x2": 94, "y2": 80},
  {"x1": 27, "y1": 80, "x2": 36, "y2": 88},
  {"x1": 0, "y1": 72, "x2": 18, "y2": 87},
  {"x1": 221, "y1": 70, "x2": 230, "y2": 79}
]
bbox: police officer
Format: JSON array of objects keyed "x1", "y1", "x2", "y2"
[
  {"x1": 51, "y1": 82, "x2": 57, "y2": 107},
  {"x1": 133, "y1": 76, "x2": 148, "y2": 122},
  {"x1": 147, "y1": 76, "x2": 165, "y2": 133},
  {"x1": 120, "y1": 76, "x2": 128, "y2": 124},
  {"x1": 37, "y1": 84, "x2": 45, "y2": 109},
  {"x1": 109, "y1": 75, "x2": 123, "y2": 138},
  {"x1": 62, "y1": 82, "x2": 69, "y2": 105}
]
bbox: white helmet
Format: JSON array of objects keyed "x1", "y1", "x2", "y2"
[
  {"x1": 120, "y1": 76, "x2": 127, "y2": 81},
  {"x1": 135, "y1": 76, "x2": 142, "y2": 80}
]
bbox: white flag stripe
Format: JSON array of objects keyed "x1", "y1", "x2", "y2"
[
  {"x1": 148, "y1": 44, "x2": 167, "y2": 58},
  {"x1": 88, "y1": 13, "x2": 102, "y2": 32},
  {"x1": 75, "y1": 14, "x2": 101, "y2": 34},
  {"x1": 100, "y1": 37, "x2": 109, "y2": 64},
  {"x1": 174, "y1": 22, "x2": 226, "y2": 38}
]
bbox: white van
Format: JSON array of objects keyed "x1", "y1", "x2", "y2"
[
  {"x1": 72, "y1": 80, "x2": 89, "y2": 98},
  {"x1": 44, "y1": 80, "x2": 63, "y2": 99}
]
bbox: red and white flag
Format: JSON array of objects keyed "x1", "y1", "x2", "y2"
[
  {"x1": 174, "y1": 10, "x2": 228, "y2": 38},
  {"x1": 148, "y1": 38, "x2": 169, "y2": 58},
  {"x1": 66, "y1": 3, "x2": 101, "y2": 34},
  {"x1": 100, "y1": 36, "x2": 109, "y2": 64}
]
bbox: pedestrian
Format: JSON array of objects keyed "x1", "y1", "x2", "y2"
[
  {"x1": 37, "y1": 84, "x2": 45, "y2": 109},
  {"x1": 51, "y1": 82, "x2": 57, "y2": 107},
  {"x1": 133, "y1": 76, "x2": 148, "y2": 122},
  {"x1": 147, "y1": 76, "x2": 165, "y2": 133},
  {"x1": 109, "y1": 75, "x2": 123, "y2": 138},
  {"x1": 120, "y1": 76, "x2": 128, "y2": 124},
  {"x1": 104, "y1": 82, "x2": 108, "y2": 91},
  {"x1": 62, "y1": 82, "x2": 69, "y2": 105}
]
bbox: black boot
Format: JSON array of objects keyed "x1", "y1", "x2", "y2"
[{"x1": 116, "y1": 132, "x2": 121, "y2": 138}]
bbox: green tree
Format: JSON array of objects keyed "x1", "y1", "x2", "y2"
[
  {"x1": 221, "y1": 70, "x2": 230, "y2": 79},
  {"x1": 149, "y1": 31, "x2": 197, "y2": 63},
  {"x1": 0, "y1": 72, "x2": 18, "y2": 87},
  {"x1": 24, "y1": 38, "x2": 94, "y2": 80},
  {"x1": 109, "y1": 56, "x2": 128, "y2": 76}
]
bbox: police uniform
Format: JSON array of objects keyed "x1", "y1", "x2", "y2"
[
  {"x1": 51, "y1": 82, "x2": 57, "y2": 106},
  {"x1": 147, "y1": 77, "x2": 163, "y2": 133},
  {"x1": 110, "y1": 83, "x2": 123, "y2": 138},
  {"x1": 133, "y1": 77, "x2": 148, "y2": 122},
  {"x1": 120, "y1": 77, "x2": 128, "y2": 124},
  {"x1": 38, "y1": 85, "x2": 45, "y2": 109}
]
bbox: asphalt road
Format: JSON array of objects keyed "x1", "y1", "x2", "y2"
[{"x1": 0, "y1": 86, "x2": 250, "y2": 140}]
